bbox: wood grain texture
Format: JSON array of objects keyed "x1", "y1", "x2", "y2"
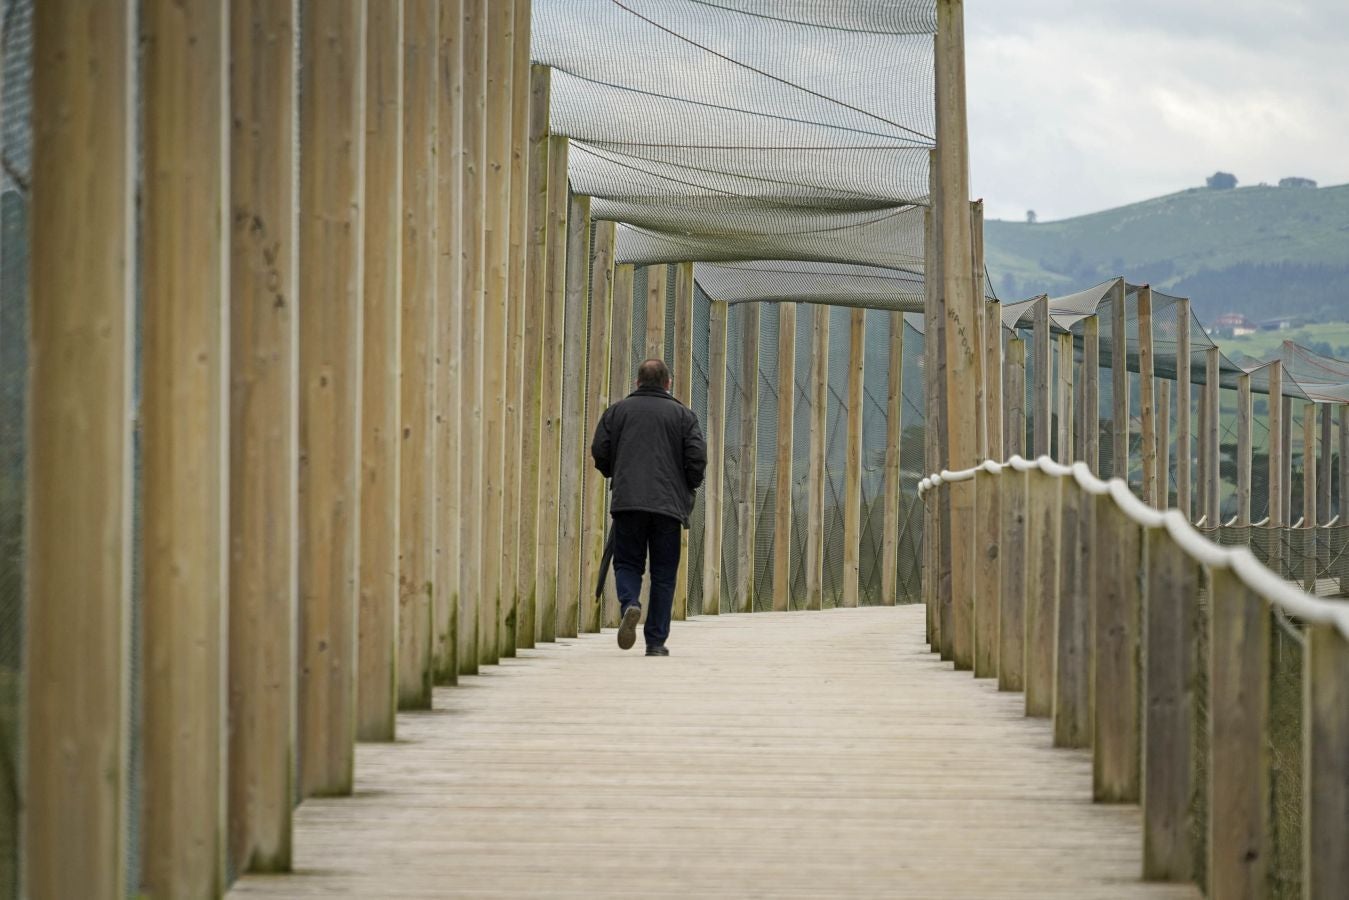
[
  {"x1": 1306, "y1": 624, "x2": 1349, "y2": 899},
  {"x1": 735, "y1": 303, "x2": 761, "y2": 614},
  {"x1": 229, "y1": 607, "x2": 1199, "y2": 900},
  {"x1": 297, "y1": 0, "x2": 366, "y2": 800},
  {"x1": 773, "y1": 303, "x2": 797, "y2": 612},
  {"x1": 1156, "y1": 382, "x2": 1170, "y2": 508},
  {"x1": 140, "y1": 0, "x2": 230, "y2": 891},
  {"x1": 227, "y1": 0, "x2": 298, "y2": 873},
  {"x1": 1033, "y1": 297, "x2": 1051, "y2": 460},
  {"x1": 535, "y1": 136, "x2": 570, "y2": 643},
  {"x1": 27, "y1": 5, "x2": 136, "y2": 892},
  {"x1": 1094, "y1": 501, "x2": 1143, "y2": 804},
  {"x1": 1268, "y1": 363, "x2": 1284, "y2": 526},
  {"x1": 998, "y1": 469, "x2": 1028, "y2": 693},
  {"x1": 1111, "y1": 279, "x2": 1129, "y2": 483},
  {"x1": 1236, "y1": 374, "x2": 1251, "y2": 524},
  {"x1": 1204, "y1": 349, "x2": 1220, "y2": 523},
  {"x1": 1137, "y1": 287, "x2": 1157, "y2": 508},
  {"x1": 1082, "y1": 315, "x2": 1100, "y2": 473},
  {"x1": 556, "y1": 193, "x2": 591, "y2": 638},
  {"x1": 842, "y1": 308, "x2": 866, "y2": 609},
  {"x1": 1057, "y1": 332, "x2": 1074, "y2": 465},
  {"x1": 1175, "y1": 299, "x2": 1191, "y2": 519},
  {"x1": 1052, "y1": 482, "x2": 1092, "y2": 749},
  {"x1": 1005, "y1": 336, "x2": 1026, "y2": 460},
  {"x1": 1141, "y1": 526, "x2": 1197, "y2": 880},
  {"x1": 882, "y1": 310, "x2": 905, "y2": 606},
  {"x1": 1206, "y1": 569, "x2": 1270, "y2": 900},
  {"x1": 457, "y1": 0, "x2": 487, "y2": 674},
  {"x1": 579, "y1": 220, "x2": 616, "y2": 633},
  {"x1": 672, "y1": 263, "x2": 696, "y2": 620},
  {"x1": 700, "y1": 301, "x2": 730, "y2": 616},
  {"x1": 516, "y1": 61, "x2": 550, "y2": 651},
  {"x1": 434, "y1": 0, "x2": 464, "y2": 686},
  {"x1": 399, "y1": 0, "x2": 438, "y2": 714},
  {"x1": 974, "y1": 468, "x2": 1001, "y2": 677},
  {"x1": 645, "y1": 263, "x2": 669, "y2": 361},
  {"x1": 1024, "y1": 470, "x2": 1061, "y2": 718},
  {"x1": 807, "y1": 304, "x2": 830, "y2": 612}
]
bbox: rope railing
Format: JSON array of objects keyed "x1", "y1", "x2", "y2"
[{"x1": 919, "y1": 455, "x2": 1349, "y2": 898}]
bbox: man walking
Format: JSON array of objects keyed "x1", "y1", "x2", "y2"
[{"x1": 591, "y1": 359, "x2": 707, "y2": 655}]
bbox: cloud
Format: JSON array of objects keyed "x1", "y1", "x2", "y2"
[{"x1": 967, "y1": 0, "x2": 1349, "y2": 220}]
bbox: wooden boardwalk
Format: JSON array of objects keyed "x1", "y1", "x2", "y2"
[{"x1": 229, "y1": 607, "x2": 1200, "y2": 899}]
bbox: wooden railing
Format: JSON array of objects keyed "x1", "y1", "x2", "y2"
[{"x1": 920, "y1": 456, "x2": 1349, "y2": 899}]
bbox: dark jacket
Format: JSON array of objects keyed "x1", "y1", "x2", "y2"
[{"x1": 591, "y1": 386, "x2": 707, "y2": 527}]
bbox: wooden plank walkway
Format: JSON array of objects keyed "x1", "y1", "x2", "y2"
[{"x1": 229, "y1": 606, "x2": 1200, "y2": 899}]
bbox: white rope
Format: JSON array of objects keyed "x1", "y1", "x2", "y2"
[{"x1": 918, "y1": 455, "x2": 1349, "y2": 640}]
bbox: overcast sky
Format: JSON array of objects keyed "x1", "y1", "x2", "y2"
[{"x1": 966, "y1": 0, "x2": 1349, "y2": 222}]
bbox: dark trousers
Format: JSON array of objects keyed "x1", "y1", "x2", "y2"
[{"x1": 612, "y1": 510, "x2": 682, "y2": 648}]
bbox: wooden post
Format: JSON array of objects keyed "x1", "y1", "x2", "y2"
[
  {"x1": 1304, "y1": 402, "x2": 1318, "y2": 531},
  {"x1": 1138, "y1": 286, "x2": 1158, "y2": 507},
  {"x1": 1305, "y1": 624, "x2": 1349, "y2": 897},
  {"x1": 701, "y1": 301, "x2": 730, "y2": 616},
  {"x1": 735, "y1": 303, "x2": 761, "y2": 613},
  {"x1": 671, "y1": 262, "x2": 695, "y2": 620},
  {"x1": 603, "y1": 262, "x2": 635, "y2": 626},
  {"x1": 26, "y1": 2, "x2": 135, "y2": 893},
  {"x1": 360, "y1": 0, "x2": 407, "y2": 727},
  {"x1": 1032, "y1": 296, "x2": 1051, "y2": 458},
  {"x1": 842, "y1": 308, "x2": 866, "y2": 609},
  {"x1": 985, "y1": 302, "x2": 1003, "y2": 462},
  {"x1": 645, "y1": 264, "x2": 669, "y2": 360},
  {"x1": 458, "y1": 0, "x2": 487, "y2": 673},
  {"x1": 974, "y1": 466, "x2": 1000, "y2": 677},
  {"x1": 882, "y1": 310, "x2": 906, "y2": 605},
  {"x1": 141, "y1": 0, "x2": 230, "y2": 892},
  {"x1": 1176, "y1": 298, "x2": 1192, "y2": 519},
  {"x1": 772, "y1": 303, "x2": 798, "y2": 611},
  {"x1": 227, "y1": 0, "x2": 298, "y2": 874},
  {"x1": 1198, "y1": 368, "x2": 1210, "y2": 522},
  {"x1": 1205, "y1": 347, "x2": 1221, "y2": 522},
  {"x1": 297, "y1": 0, "x2": 366, "y2": 800},
  {"x1": 579, "y1": 220, "x2": 616, "y2": 633},
  {"x1": 806, "y1": 304, "x2": 830, "y2": 612},
  {"x1": 1283, "y1": 395, "x2": 1294, "y2": 527},
  {"x1": 1141, "y1": 526, "x2": 1198, "y2": 879},
  {"x1": 1057, "y1": 332, "x2": 1074, "y2": 464},
  {"x1": 1053, "y1": 481, "x2": 1093, "y2": 748},
  {"x1": 1303, "y1": 402, "x2": 1319, "y2": 591},
  {"x1": 480, "y1": 0, "x2": 514, "y2": 664},
  {"x1": 433, "y1": 0, "x2": 462, "y2": 684},
  {"x1": 1092, "y1": 498, "x2": 1144, "y2": 800},
  {"x1": 401, "y1": 0, "x2": 441, "y2": 701},
  {"x1": 1340, "y1": 404, "x2": 1348, "y2": 523},
  {"x1": 1157, "y1": 381, "x2": 1171, "y2": 507},
  {"x1": 1111, "y1": 279, "x2": 1130, "y2": 482},
  {"x1": 1005, "y1": 336, "x2": 1026, "y2": 458},
  {"x1": 1207, "y1": 569, "x2": 1271, "y2": 898},
  {"x1": 936, "y1": 0, "x2": 979, "y2": 669},
  {"x1": 998, "y1": 467, "x2": 1027, "y2": 692},
  {"x1": 535, "y1": 133, "x2": 570, "y2": 642},
  {"x1": 505, "y1": 0, "x2": 533, "y2": 654},
  {"x1": 1236, "y1": 372, "x2": 1252, "y2": 525},
  {"x1": 555, "y1": 193, "x2": 591, "y2": 637},
  {"x1": 972, "y1": 200, "x2": 987, "y2": 459},
  {"x1": 516, "y1": 61, "x2": 551, "y2": 650},
  {"x1": 1318, "y1": 403, "x2": 1333, "y2": 524},
  {"x1": 1269, "y1": 362, "x2": 1285, "y2": 526},
  {"x1": 1082, "y1": 315, "x2": 1100, "y2": 473},
  {"x1": 1024, "y1": 469, "x2": 1061, "y2": 716}
]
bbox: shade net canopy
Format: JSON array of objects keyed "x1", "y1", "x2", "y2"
[{"x1": 534, "y1": 0, "x2": 938, "y2": 290}]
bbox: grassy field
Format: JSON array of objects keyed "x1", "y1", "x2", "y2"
[
  {"x1": 985, "y1": 182, "x2": 1349, "y2": 323},
  {"x1": 1217, "y1": 321, "x2": 1349, "y2": 362}
]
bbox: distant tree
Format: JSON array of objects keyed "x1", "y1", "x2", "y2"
[
  {"x1": 1206, "y1": 171, "x2": 1238, "y2": 190},
  {"x1": 1025, "y1": 209, "x2": 1037, "y2": 224},
  {"x1": 1279, "y1": 176, "x2": 1317, "y2": 189}
]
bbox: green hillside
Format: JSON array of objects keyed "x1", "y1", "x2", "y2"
[{"x1": 984, "y1": 182, "x2": 1349, "y2": 323}]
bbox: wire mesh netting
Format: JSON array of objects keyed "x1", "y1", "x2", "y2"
[{"x1": 0, "y1": 1, "x2": 31, "y2": 894}]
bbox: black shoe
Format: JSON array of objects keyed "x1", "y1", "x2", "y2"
[
  {"x1": 617, "y1": 605, "x2": 641, "y2": 650},
  {"x1": 645, "y1": 645, "x2": 669, "y2": 657}
]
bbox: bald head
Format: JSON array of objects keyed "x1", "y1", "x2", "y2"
[{"x1": 637, "y1": 358, "x2": 671, "y2": 390}]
